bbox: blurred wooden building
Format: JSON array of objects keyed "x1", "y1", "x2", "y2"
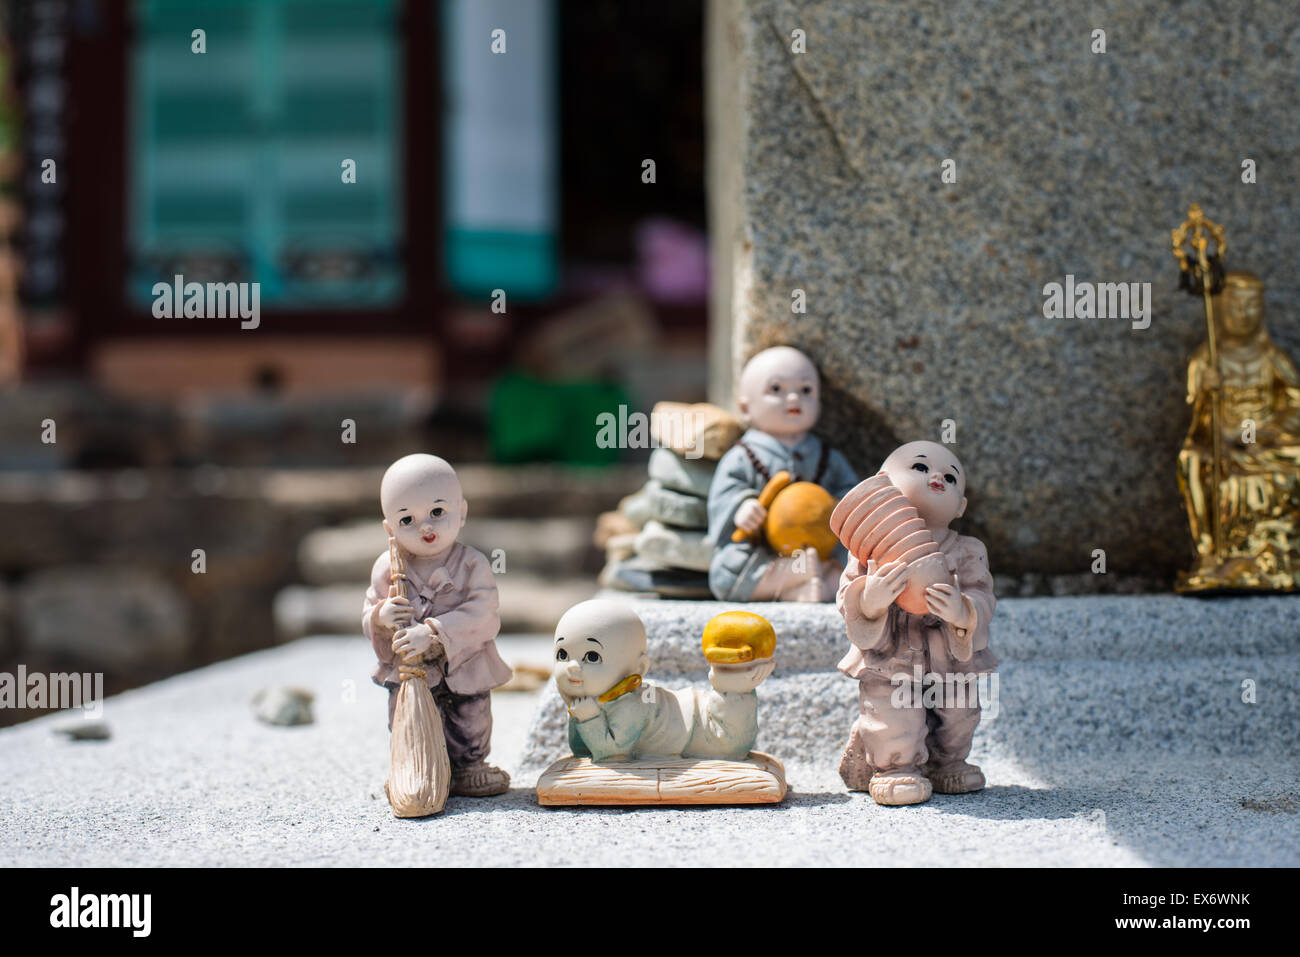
[{"x1": 4, "y1": 0, "x2": 707, "y2": 407}]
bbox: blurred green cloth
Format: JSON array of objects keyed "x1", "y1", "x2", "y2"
[{"x1": 489, "y1": 371, "x2": 631, "y2": 465}]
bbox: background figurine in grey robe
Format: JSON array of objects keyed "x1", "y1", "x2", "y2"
[{"x1": 707, "y1": 346, "x2": 857, "y2": 601}]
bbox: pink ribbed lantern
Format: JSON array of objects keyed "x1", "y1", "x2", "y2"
[{"x1": 829, "y1": 473, "x2": 953, "y2": 615}]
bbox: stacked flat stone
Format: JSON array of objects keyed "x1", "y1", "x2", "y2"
[{"x1": 597, "y1": 402, "x2": 741, "y2": 598}]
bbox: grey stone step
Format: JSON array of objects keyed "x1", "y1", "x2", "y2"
[
  {"x1": 518, "y1": 595, "x2": 1300, "y2": 774},
  {"x1": 520, "y1": 655, "x2": 1300, "y2": 775},
  {"x1": 586, "y1": 594, "x2": 1300, "y2": 676}
]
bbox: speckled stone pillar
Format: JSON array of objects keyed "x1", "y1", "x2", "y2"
[{"x1": 707, "y1": 0, "x2": 1300, "y2": 577}]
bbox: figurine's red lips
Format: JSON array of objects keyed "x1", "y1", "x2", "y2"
[
  {"x1": 928, "y1": 480, "x2": 946, "y2": 493},
  {"x1": 422, "y1": 533, "x2": 437, "y2": 543},
  {"x1": 786, "y1": 406, "x2": 802, "y2": 415}
]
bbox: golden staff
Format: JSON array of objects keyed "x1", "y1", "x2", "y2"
[
  {"x1": 1171, "y1": 204, "x2": 1228, "y2": 564},
  {"x1": 383, "y1": 527, "x2": 451, "y2": 818}
]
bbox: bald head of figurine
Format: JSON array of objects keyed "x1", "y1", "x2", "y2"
[
  {"x1": 552, "y1": 599, "x2": 649, "y2": 701},
  {"x1": 380, "y1": 453, "x2": 466, "y2": 558},
  {"x1": 880, "y1": 441, "x2": 967, "y2": 531},
  {"x1": 736, "y1": 346, "x2": 821, "y2": 443},
  {"x1": 1217, "y1": 270, "x2": 1266, "y2": 342}
]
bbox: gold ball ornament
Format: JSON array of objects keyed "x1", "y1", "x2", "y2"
[
  {"x1": 763, "y1": 481, "x2": 840, "y2": 560},
  {"x1": 702, "y1": 610, "x2": 777, "y2": 664}
]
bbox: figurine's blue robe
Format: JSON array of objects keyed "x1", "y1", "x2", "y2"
[
  {"x1": 568, "y1": 683, "x2": 760, "y2": 761},
  {"x1": 706, "y1": 429, "x2": 857, "y2": 600}
]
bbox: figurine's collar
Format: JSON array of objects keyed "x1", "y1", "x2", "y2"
[
  {"x1": 739, "y1": 427, "x2": 821, "y2": 460},
  {"x1": 932, "y1": 526, "x2": 958, "y2": 551},
  {"x1": 597, "y1": 674, "x2": 642, "y2": 703},
  {"x1": 407, "y1": 543, "x2": 463, "y2": 594}
]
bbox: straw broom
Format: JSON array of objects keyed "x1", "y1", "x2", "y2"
[{"x1": 383, "y1": 528, "x2": 451, "y2": 818}]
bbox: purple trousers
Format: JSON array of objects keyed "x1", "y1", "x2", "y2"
[{"x1": 385, "y1": 682, "x2": 493, "y2": 768}]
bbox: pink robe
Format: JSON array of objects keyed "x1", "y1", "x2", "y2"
[
  {"x1": 363, "y1": 541, "x2": 513, "y2": 696},
  {"x1": 837, "y1": 527, "x2": 997, "y2": 680}
]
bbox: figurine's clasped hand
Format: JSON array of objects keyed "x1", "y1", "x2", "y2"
[
  {"x1": 859, "y1": 559, "x2": 907, "y2": 619},
  {"x1": 423, "y1": 618, "x2": 447, "y2": 662},
  {"x1": 567, "y1": 696, "x2": 601, "y2": 722},
  {"x1": 924, "y1": 581, "x2": 975, "y2": 631},
  {"x1": 377, "y1": 594, "x2": 414, "y2": 631},
  {"x1": 1251, "y1": 424, "x2": 1279, "y2": 446},
  {"x1": 734, "y1": 497, "x2": 767, "y2": 534},
  {"x1": 392, "y1": 621, "x2": 435, "y2": 662}
]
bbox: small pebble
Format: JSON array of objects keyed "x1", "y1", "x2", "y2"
[
  {"x1": 53, "y1": 720, "x2": 111, "y2": 741},
  {"x1": 496, "y1": 663, "x2": 550, "y2": 693},
  {"x1": 252, "y1": 686, "x2": 315, "y2": 726}
]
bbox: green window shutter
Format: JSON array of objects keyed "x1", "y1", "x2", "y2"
[
  {"x1": 442, "y1": 0, "x2": 557, "y2": 301},
  {"x1": 130, "y1": 0, "x2": 403, "y2": 309}
]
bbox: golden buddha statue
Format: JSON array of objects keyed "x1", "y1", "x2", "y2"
[{"x1": 1177, "y1": 270, "x2": 1300, "y2": 591}]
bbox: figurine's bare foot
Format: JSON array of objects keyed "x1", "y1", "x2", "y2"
[
  {"x1": 451, "y1": 761, "x2": 510, "y2": 797},
  {"x1": 793, "y1": 579, "x2": 823, "y2": 602},
  {"x1": 837, "y1": 741, "x2": 874, "y2": 792},
  {"x1": 793, "y1": 551, "x2": 823, "y2": 602},
  {"x1": 927, "y1": 761, "x2": 985, "y2": 794},
  {"x1": 868, "y1": 768, "x2": 932, "y2": 806}
]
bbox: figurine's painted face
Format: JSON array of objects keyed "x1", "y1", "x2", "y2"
[
  {"x1": 880, "y1": 440, "x2": 967, "y2": 530},
  {"x1": 380, "y1": 454, "x2": 467, "y2": 558},
  {"x1": 552, "y1": 600, "x2": 649, "y2": 700},
  {"x1": 1221, "y1": 284, "x2": 1263, "y2": 340},
  {"x1": 736, "y1": 346, "x2": 821, "y2": 440}
]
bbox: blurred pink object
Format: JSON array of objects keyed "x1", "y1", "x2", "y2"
[{"x1": 636, "y1": 218, "x2": 709, "y2": 304}]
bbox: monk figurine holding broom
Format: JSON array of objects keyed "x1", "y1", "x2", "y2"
[{"x1": 363, "y1": 454, "x2": 512, "y2": 805}]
